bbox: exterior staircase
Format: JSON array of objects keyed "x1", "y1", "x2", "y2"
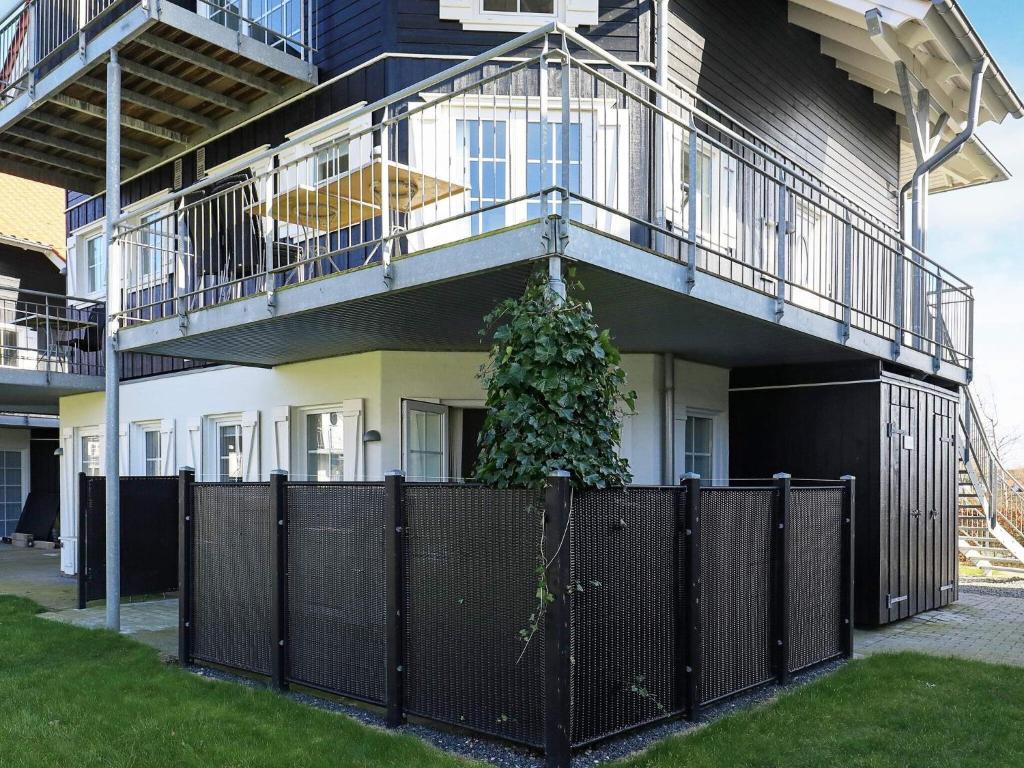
[{"x1": 957, "y1": 390, "x2": 1024, "y2": 575}]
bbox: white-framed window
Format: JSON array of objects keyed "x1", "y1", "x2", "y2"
[
  {"x1": 130, "y1": 420, "x2": 165, "y2": 476},
  {"x1": 665, "y1": 138, "x2": 739, "y2": 256},
  {"x1": 0, "y1": 449, "x2": 24, "y2": 538},
  {"x1": 85, "y1": 232, "x2": 105, "y2": 295},
  {"x1": 295, "y1": 405, "x2": 345, "y2": 481},
  {"x1": 201, "y1": 0, "x2": 304, "y2": 48},
  {"x1": 312, "y1": 137, "x2": 351, "y2": 185},
  {"x1": 408, "y1": 96, "x2": 630, "y2": 248},
  {"x1": 144, "y1": 428, "x2": 162, "y2": 477},
  {"x1": 683, "y1": 413, "x2": 714, "y2": 480},
  {"x1": 203, "y1": 414, "x2": 245, "y2": 482},
  {"x1": 402, "y1": 400, "x2": 449, "y2": 482},
  {"x1": 439, "y1": 0, "x2": 598, "y2": 32},
  {"x1": 80, "y1": 433, "x2": 102, "y2": 476},
  {"x1": 137, "y1": 211, "x2": 166, "y2": 284}
]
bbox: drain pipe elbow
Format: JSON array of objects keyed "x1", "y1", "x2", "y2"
[
  {"x1": 900, "y1": 57, "x2": 988, "y2": 237},
  {"x1": 903, "y1": 58, "x2": 989, "y2": 196}
]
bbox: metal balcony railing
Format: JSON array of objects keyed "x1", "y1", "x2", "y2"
[
  {"x1": 0, "y1": 0, "x2": 315, "y2": 104},
  {"x1": 112, "y1": 23, "x2": 974, "y2": 371},
  {"x1": 0, "y1": 287, "x2": 104, "y2": 377}
]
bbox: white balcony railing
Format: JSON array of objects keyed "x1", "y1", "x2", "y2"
[
  {"x1": 0, "y1": 0, "x2": 315, "y2": 104},
  {"x1": 0, "y1": 287, "x2": 104, "y2": 377},
  {"x1": 112, "y1": 24, "x2": 974, "y2": 371}
]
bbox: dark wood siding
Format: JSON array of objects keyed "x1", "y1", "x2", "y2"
[
  {"x1": 729, "y1": 362, "x2": 958, "y2": 627},
  {"x1": 0, "y1": 243, "x2": 64, "y2": 294},
  {"x1": 315, "y1": 0, "x2": 386, "y2": 75},
  {"x1": 667, "y1": 0, "x2": 900, "y2": 227}
]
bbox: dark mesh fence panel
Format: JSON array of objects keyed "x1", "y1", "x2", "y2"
[
  {"x1": 78, "y1": 476, "x2": 178, "y2": 604},
  {"x1": 286, "y1": 483, "x2": 387, "y2": 703},
  {"x1": 788, "y1": 487, "x2": 844, "y2": 672},
  {"x1": 192, "y1": 483, "x2": 273, "y2": 675},
  {"x1": 570, "y1": 487, "x2": 682, "y2": 747},
  {"x1": 402, "y1": 486, "x2": 546, "y2": 747},
  {"x1": 699, "y1": 487, "x2": 774, "y2": 704}
]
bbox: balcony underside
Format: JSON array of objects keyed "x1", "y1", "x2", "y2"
[
  {"x1": 116, "y1": 221, "x2": 967, "y2": 385},
  {"x1": 0, "y1": 368, "x2": 104, "y2": 413},
  {"x1": 0, "y1": 2, "x2": 316, "y2": 193}
]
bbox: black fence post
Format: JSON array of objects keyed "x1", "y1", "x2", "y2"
[
  {"x1": 544, "y1": 470, "x2": 572, "y2": 768},
  {"x1": 681, "y1": 473, "x2": 702, "y2": 721},
  {"x1": 773, "y1": 472, "x2": 791, "y2": 685},
  {"x1": 270, "y1": 470, "x2": 289, "y2": 691},
  {"x1": 177, "y1": 467, "x2": 195, "y2": 666},
  {"x1": 77, "y1": 472, "x2": 88, "y2": 609},
  {"x1": 841, "y1": 475, "x2": 856, "y2": 658},
  {"x1": 384, "y1": 470, "x2": 406, "y2": 727}
]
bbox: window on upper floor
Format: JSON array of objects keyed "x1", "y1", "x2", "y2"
[
  {"x1": 439, "y1": 0, "x2": 598, "y2": 33},
  {"x1": 483, "y1": 0, "x2": 554, "y2": 13},
  {"x1": 86, "y1": 233, "x2": 105, "y2": 295}
]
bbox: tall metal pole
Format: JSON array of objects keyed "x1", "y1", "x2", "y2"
[{"x1": 104, "y1": 50, "x2": 122, "y2": 631}]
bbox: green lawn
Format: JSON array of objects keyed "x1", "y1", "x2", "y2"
[{"x1": 2, "y1": 594, "x2": 1023, "y2": 768}]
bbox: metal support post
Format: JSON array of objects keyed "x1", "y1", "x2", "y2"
[
  {"x1": 773, "y1": 472, "x2": 791, "y2": 684},
  {"x1": 384, "y1": 470, "x2": 406, "y2": 726},
  {"x1": 840, "y1": 475, "x2": 856, "y2": 657},
  {"x1": 681, "y1": 473, "x2": 702, "y2": 720},
  {"x1": 104, "y1": 49, "x2": 123, "y2": 632},
  {"x1": 544, "y1": 470, "x2": 572, "y2": 768}
]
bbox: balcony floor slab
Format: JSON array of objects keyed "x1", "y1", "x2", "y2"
[
  {"x1": 115, "y1": 221, "x2": 967, "y2": 386},
  {"x1": 0, "y1": 369, "x2": 104, "y2": 413}
]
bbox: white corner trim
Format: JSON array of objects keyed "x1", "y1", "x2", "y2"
[{"x1": 439, "y1": 0, "x2": 598, "y2": 32}]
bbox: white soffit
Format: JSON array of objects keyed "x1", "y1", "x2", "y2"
[{"x1": 788, "y1": 0, "x2": 1024, "y2": 192}]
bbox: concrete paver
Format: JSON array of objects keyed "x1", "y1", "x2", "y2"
[
  {"x1": 854, "y1": 585, "x2": 1024, "y2": 668},
  {"x1": 0, "y1": 544, "x2": 178, "y2": 659}
]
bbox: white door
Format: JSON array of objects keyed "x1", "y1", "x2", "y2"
[{"x1": 402, "y1": 400, "x2": 449, "y2": 482}]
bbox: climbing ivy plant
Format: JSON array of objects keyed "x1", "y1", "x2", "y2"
[{"x1": 473, "y1": 269, "x2": 636, "y2": 490}]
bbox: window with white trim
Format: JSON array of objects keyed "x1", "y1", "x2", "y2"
[
  {"x1": 684, "y1": 414, "x2": 713, "y2": 480},
  {"x1": 203, "y1": 415, "x2": 245, "y2": 482},
  {"x1": 143, "y1": 428, "x2": 162, "y2": 477},
  {"x1": 403, "y1": 400, "x2": 448, "y2": 482},
  {"x1": 408, "y1": 97, "x2": 629, "y2": 248},
  {"x1": 85, "y1": 233, "x2": 105, "y2": 295},
  {"x1": 81, "y1": 434, "x2": 102, "y2": 476},
  {"x1": 439, "y1": 0, "x2": 598, "y2": 33},
  {"x1": 295, "y1": 406, "x2": 345, "y2": 481}
]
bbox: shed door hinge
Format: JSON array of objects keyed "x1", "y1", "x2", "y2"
[
  {"x1": 886, "y1": 422, "x2": 907, "y2": 438},
  {"x1": 887, "y1": 593, "x2": 908, "y2": 608}
]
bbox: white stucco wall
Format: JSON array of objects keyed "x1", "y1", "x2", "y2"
[
  {"x1": 56, "y1": 351, "x2": 729, "y2": 572},
  {"x1": 673, "y1": 359, "x2": 731, "y2": 483}
]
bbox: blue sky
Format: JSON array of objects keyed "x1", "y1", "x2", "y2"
[{"x1": 929, "y1": 0, "x2": 1024, "y2": 465}]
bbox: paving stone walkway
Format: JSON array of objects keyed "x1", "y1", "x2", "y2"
[
  {"x1": 855, "y1": 581, "x2": 1024, "y2": 668},
  {"x1": 38, "y1": 598, "x2": 179, "y2": 659}
]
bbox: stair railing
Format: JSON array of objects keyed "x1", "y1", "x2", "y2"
[{"x1": 959, "y1": 387, "x2": 1024, "y2": 543}]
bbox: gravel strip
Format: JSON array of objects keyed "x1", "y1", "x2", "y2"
[
  {"x1": 187, "y1": 659, "x2": 845, "y2": 767},
  {"x1": 960, "y1": 577, "x2": 1024, "y2": 601}
]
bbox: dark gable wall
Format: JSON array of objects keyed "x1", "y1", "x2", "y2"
[
  {"x1": 0, "y1": 244, "x2": 64, "y2": 294},
  {"x1": 668, "y1": 0, "x2": 900, "y2": 227}
]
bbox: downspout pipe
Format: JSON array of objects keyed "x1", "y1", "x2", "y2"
[{"x1": 901, "y1": 57, "x2": 988, "y2": 252}]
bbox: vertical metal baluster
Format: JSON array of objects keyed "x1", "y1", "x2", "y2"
[
  {"x1": 775, "y1": 170, "x2": 788, "y2": 317},
  {"x1": 842, "y1": 211, "x2": 852, "y2": 341},
  {"x1": 685, "y1": 122, "x2": 697, "y2": 291}
]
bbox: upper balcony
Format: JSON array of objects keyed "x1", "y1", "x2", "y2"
[
  {"x1": 110, "y1": 25, "x2": 975, "y2": 384},
  {"x1": 0, "y1": 286, "x2": 104, "y2": 412},
  {"x1": 0, "y1": 0, "x2": 317, "y2": 192}
]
